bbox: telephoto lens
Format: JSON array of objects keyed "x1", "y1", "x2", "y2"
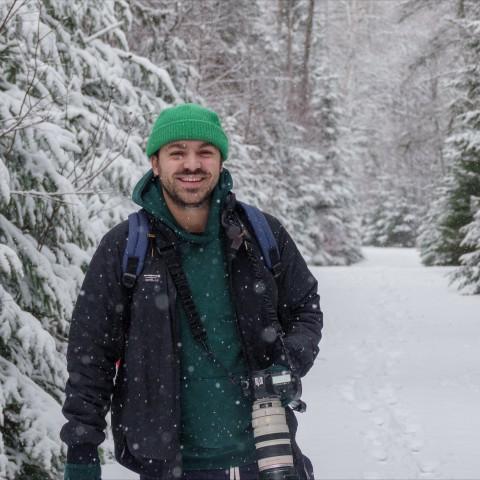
[{"x1": 250, "y1": 370, "x2": 301, "y2": 480}]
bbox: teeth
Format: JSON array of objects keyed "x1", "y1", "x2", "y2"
[{"x1": 179, "y1": 177, "x2": 203, "y2": 182}]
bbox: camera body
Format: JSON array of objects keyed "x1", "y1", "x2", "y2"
[
  {"x1": 247, "y1": 368, "x2": 302, "y2": 480},
  {"x1": 250, "y1": 368, "x2": 302, "y2": 404}
]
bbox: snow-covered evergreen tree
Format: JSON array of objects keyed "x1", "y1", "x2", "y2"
[
  {"x1": 363, "y1": 177, "x2": 419, "y2": 248},
  {"x1": 449, "y1": 3, "x2": 480, "y2": 292},
  {"x1": 418, "y1": 178, "x2": 464, "y2": 266},
  {"x1": 320, "y1": 0, "x2": 462, "y2": 246},
  {"x1": 363, "y1": 199, "x2": 419, "y2": 248},
  {"x1": 0, "y1": 0, "x2": 176, "y2": 477},
  {"x1": 419, "y1": 1, "x2": 480, "y2": 280},
  {"x1": 285, "y1": 66, "x2": 362, "y2": 264},
  {"x1": 249, "y1": 1, "x2": 362, "y2": 264},
  {"x1": 454, "y1": 204, "x2": 480, "y2": 293}
]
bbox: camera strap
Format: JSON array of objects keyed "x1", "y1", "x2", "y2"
[
  {"x1": 152, "y1": 219, "x2": 244, "y2": 387},
  {"x1": 221, "y1": 195, "x2": 297, "y2": 375},
  {"x1": 233, "y1": 224, "x2": 305, "y2": 411}
]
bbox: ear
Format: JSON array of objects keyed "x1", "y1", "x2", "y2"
[{"x1": 150, "y1": 155, "x2": 159, "y2": 177}]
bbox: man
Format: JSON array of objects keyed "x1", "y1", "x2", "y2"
[{"x1": 61, "y1": 103, "x2": 323, "y2": 480}]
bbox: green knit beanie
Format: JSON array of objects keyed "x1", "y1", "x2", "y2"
[{"x1": 146, "y1": 103, "x2": 229, "y2": 161}]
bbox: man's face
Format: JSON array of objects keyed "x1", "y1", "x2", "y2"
[{"x1": 151, "y1": 140, "x2": 222, "y2": 208}]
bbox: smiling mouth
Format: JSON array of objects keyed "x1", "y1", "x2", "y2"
[{"x1": 176, "y1": 176, "x2": 207, "y2": 184}]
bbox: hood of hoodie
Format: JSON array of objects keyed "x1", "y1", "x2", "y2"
[{"x1": 132, "y1": 168, "x2": 233, "y2": 244}]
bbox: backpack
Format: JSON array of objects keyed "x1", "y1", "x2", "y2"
[{"x1": 121, "y1": 201, "x2": 281, "y2": 289}]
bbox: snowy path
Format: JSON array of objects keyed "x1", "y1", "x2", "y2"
[
  {"x1": 299, "y1": 247, "x2": 480, "y2": 480},
  {"x1": 103, "y1": 247, "x2": 480, "y2": 479}
]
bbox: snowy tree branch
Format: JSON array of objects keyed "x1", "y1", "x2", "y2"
[
  {"x1": 0, "y1": 96, "x2": 53, "y2": 139},
  {"x1": 201, "y1": 59, "x2": 250, "y2": 91},
  {"x1": 84, "y1": 21, "x2": 124, "y2": 44},
  {"x1": 0, "y1": 0, "x2": 28, "y2": 36},
  {"x1": 116, "y1": 49, "x2": 181, "y2": 102},
  {"x1": 10, "y1": 190, "x2": 103, "y2": 197},
  {"x1": 3, "y1": 3, "x2": 47, "y2": 156}
]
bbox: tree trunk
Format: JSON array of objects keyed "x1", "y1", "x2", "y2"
[
  {"x1": 286, "y1": 0, "x2": 294, "y2": 112},
  {"x1": 300, "y1": 0, "x2": 315, "y2": 116}
]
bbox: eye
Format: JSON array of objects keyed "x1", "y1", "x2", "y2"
[
  {"x1": 199, "y1": 150, "x2": 214, "y2": 156},
  {"x1": 170, "y1": 151, "x2": 184, "y2": 157}
]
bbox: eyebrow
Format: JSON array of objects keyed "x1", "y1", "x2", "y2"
[{"x1": 166, "y1": 142, "x2": 215, "y2": 150}]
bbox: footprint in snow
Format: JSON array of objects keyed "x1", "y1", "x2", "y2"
[
  {"x1": 418, "y1": 459, "x2": 439, "y2": 479},
  {"x1": 372, "y1": 444, "x2": 388, "y2": 462},
  {"x1": 364, "y1": 430, "x2": 388, "y2": 462},
  {"x1": 401, "y1": 423, "x2": 424, "y2": 453},
  {"x1": 408, "y1": 435, "x2": 424, "y2": 453},
  {"x1": 372, "y1": 415, "x2": 385, "y2": 426}
]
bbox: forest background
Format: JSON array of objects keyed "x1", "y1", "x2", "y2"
[{"x1": 0, "y1": 0, "x2": 479, "y2": 478}]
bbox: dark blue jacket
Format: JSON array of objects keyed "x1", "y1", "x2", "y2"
[{"x1": 60, "y1": 204, "x2": 323, "y2": 479}]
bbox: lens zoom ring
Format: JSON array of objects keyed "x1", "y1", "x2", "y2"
[
  {"x1": 255, "y1": 432, "x2": 291, "y2": 443},
  {"x1": 256, "y1": 443, "x2": 293, "y2": 459}
]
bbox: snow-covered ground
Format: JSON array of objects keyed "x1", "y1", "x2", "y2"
[
  {"x1": 103, "y1": 247, "x2": 480, "y2": 479},
  {"x1": 300, "y1": 247, "x2": 480, "y2": 480}
]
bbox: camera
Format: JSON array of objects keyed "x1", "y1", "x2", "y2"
[{"x1": 246, "y1": 368, "x2": 303, "y2": 480}]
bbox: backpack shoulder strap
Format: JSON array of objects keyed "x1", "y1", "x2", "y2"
[
  {"x1": 122, "y1": 209, "x2": 150, "y2": 288},
  {"x1": 235, "y1": 201, "x2": 293, "y2": 342},
  {"x1": 237, "y1": 201, "x2": 282, "y2": 278}
]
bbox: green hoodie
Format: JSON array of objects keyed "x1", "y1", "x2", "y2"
[{"x1": 132, "y1": 169, "x2": 256, "y2": 470}]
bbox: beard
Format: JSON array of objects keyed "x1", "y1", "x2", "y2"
[{"x1": 158, "y1": 171, "x2": 217, "y2": 209}]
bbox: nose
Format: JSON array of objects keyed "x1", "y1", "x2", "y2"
[{"x1": 182, "y1": 150, "x2": 202, "y2": 171}]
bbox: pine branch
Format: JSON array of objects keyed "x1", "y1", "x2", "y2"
[
  {"x1": 10, "y1": 190, "x2": 106, "y2": 197},
  {"x1": 83, "y1": 21, "x2": 124, "y2": 44},
  {"x1": 0, "y1": 0, "x2": 28, "y2": 36},
  {"x1": 4, "y1": 3, "x2": 44, "y2": 156}
]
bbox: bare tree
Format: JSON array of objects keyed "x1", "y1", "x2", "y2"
[{"x1": 300, "y1": 0, "x2": 315, "y2": 115}]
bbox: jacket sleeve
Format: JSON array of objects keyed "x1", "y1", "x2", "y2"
[
  {"x1": 60, "y1": 223, "x2": 129, "y2": 462},
  {"x1": 274, "y1": 222, "x2": 323, "y2": 377}
]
